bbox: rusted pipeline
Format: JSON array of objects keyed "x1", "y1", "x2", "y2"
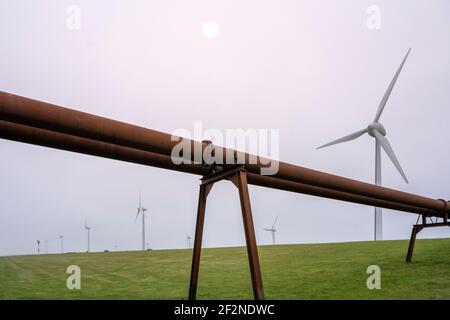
[
  {"x1": 0, "y1": 91, "x2": 448, "y2": 212},
  {"x1": 0, "y1": 120, "x2": 437, "y2": 216},
  {"x1": 0, "y1": 120, "x2": 211, "y2": 176},
  {"x1": 247, "y1": 174, "x2": 436, "y2": 217}
]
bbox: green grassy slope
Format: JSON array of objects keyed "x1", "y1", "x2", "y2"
[{"x1": 1, "y1": 238, "x2": 450, "y2": 300}]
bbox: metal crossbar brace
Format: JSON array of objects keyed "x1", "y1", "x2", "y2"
[
  {"x1": 406, "y1": 205, "x2": 450, "y2": 263},
  {"x1": 188, "y1": 165, "x2": 265, "y2": 300}
]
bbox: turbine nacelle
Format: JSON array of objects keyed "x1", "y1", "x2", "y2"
[{"x1": 367, "y1": 122, "x2": 386, "y2": 137}]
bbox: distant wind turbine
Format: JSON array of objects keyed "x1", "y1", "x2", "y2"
[
  {"x1": 85, "y1": 219, "x2": 91, "y2": 252},
  {"x1": 60, "y1": 235, "x2": 64, "y2": 254},
  {"x1": 317, "y1": 48, "x2": 411, "y2": 241},
  {"x1": 136, "y1": 190, "x2": 148, "y2": 251},
  {"x1": 186, "y1": 235, "x2": 192, "y2": 249},
  {"x1": 264, "y1": 215, "x2": 279, "y2": 245}
]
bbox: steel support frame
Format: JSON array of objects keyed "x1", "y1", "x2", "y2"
[
  {"x1": 406, "y1": 212, "x2": 450, "y2": 263},
  {"x1": 188, "y1": 165, "x2": 265, "y2": 300}
]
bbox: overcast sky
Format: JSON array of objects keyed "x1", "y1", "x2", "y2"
[{"x1": 0, "y1": 0, "x2": 449, "y2": 256}]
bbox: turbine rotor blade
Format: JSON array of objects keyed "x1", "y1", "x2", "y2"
[
  {"x1": 139, "y1": 189, "x2": 142, "y2": 208},
  {"x1": 374, "y1": 48, "x2": 411, "y2": 122},
  {"x1": 136, "y1": 208, "x2": 141, "y2": 221},
  {"x1": 272, "y1": 214, "x2": 279, "y2": 229},
  {"x1": 373, "y1": 130, "x2": 409, "y2": 183},
  {"x1": 317, "y1": 129, "x2": 367, "y2": 149}
]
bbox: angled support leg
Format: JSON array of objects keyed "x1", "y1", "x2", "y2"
[
  {"x1": 406, "y1": 226, "x2": 422, "y2": 263},
  {"x1": 189, "y1": 183, "x2": 213, "y2": 300},
  {"x1": 230, "y1": 171, "x2": 265, "y2": 300}
]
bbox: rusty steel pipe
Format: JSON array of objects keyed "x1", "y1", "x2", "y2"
[
  {"x1": 0, "y1": 120, "x2": 437, "y2": 216},
  {"x1": 0, "y1": 120, "x2": 211, "y2": 176},
  {"x1": 247, "y1": 174, "x2": 436, "y2": 216},
  {"x1": 0, "y1": 91, "x2": 448, "y2": 212}
]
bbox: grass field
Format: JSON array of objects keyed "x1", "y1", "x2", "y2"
[{"x1": 1, "y1": 238, "x2": 450, "y2": 300}]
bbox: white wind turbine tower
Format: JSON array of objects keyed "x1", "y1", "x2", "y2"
[
  {"x1": 136, "y1": 190, "x2": 148, "y2": 251},
  {"x1": 60, "y1": 235, "x2": 64, "y2": 254},
  {"x1": 85, "y1": 219, "x2": 91, "y2": 252},
  {"x1": 317, "y1": 49, "x2": 411, "y2": 241},
  {"x1": 264, "y1": 215, "x2": 279, "y2": 245}
]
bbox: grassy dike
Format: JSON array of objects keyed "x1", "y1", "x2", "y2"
[{"x1": 1, "y1": 238, "x2": 450, "y2": 299}]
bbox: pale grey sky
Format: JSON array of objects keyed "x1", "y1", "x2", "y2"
[{"x1": 0, "y1": 0, "x2": 449, "y2": 256}]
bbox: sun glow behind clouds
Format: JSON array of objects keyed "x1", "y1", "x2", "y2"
[{"x1": 202, "y1": 21, "x2": 220, "y2": 39}]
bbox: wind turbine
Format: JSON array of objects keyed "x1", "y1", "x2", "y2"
[
  {"x1": 317, "y1": 48, "x2": 411, "y2": 241},
  {"x1": 60, "y1": 235, "x2": 64, "y2": 254},
  {"x1": 264, "y1": 215, "x2": 279, "y2": 245},
  {"x1": 136, "y1": 190, "x2": 148, "y2": 251},
  {"x1": 85, "y1": 219, "x2": 91, "y2": 252},
  {"x1": 186, "y1": 235, "x2": 192, "y2": 249}
]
